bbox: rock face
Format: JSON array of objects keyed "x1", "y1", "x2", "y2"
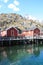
[{"x1": 0, "y1": 13, "x2": 43, "y2": 31}]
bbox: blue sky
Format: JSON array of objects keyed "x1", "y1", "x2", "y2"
[{"x1": 0, "y1": 0, "x2": 43, "y2": 20}]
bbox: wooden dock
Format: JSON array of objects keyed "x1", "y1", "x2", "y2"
[
  {"x1": 0, "y1": 36, "x2": 43, "y2": 46},
  {"x1": 0, "y1": 36, "x2": 43, "y2": 41}
]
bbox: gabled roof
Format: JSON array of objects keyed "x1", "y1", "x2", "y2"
[
  {"x1": 5, "y1": 26, "x2": 21, "y2": 33},
  {"x1": 6, "y1": 26, "x2": 17, "y2": 30}
]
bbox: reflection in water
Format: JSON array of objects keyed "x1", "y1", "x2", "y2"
[
  {"x1": 1, "y1": 51, "x2": 7, "y2": 58},
  {"x1": 0, "y1": 44, "x2": 43, "y2": 65},
  {"x1": 33, "y1": 44, "x2": 40, "y2": 57}
]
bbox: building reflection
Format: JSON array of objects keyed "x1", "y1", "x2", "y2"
[
  {"x1": 33, "y1": 44, "x2": 40, "y2": 57},
  {"x1": 0, "y1": 44, "x2": 42, "y2": 62},
  {"x1": 0, "y1": 47, "x2": 7, "y2": 60}
]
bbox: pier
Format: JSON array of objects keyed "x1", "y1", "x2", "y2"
[
  {"x1": 0, "y1": 36, "x2": 43, "y2": 46},
  {"x1": 0, "y1": 27, "x2": 43, "y2": 46}
]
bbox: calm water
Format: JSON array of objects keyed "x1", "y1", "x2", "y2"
[{"x1": 0, "y1": 44, "x2": 43, "y2": 65}]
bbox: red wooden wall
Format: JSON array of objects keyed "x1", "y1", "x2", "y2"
[
  {"x1": 7, "y1": 27, "x2": 18, "y2": 37},
  {"x1": 34, "y1": 28, "x2": 40, "y2": 35}
]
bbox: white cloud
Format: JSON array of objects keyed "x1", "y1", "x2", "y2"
[
  {"x1": 14, "y1": 0, "x2": 19, "y2": 6},
  {"x1": 8, "y1": 4, "x2": 14, "y2": 8},
  {"x1": 1, "y1": 0, "x2": 8, "y2": 3},
  {"x1": 13, "y1": 6, "x2": 20, "y2": 11},
  {"x1": 0, "y1": 5, "x2": 2, "y2": 8},
  {"x1": 8, "y1": 0, "x2": 20, "y2": 11},
  {"x1": 4, "y1": 0, "x2": 8, "y2": 3},
  {"x1": 8, "y1": 4, "x2": 20, "y2": 11}
]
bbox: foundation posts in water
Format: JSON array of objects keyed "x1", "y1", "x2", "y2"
[{"x1": 0, "y1": 39, "x2": 43, "y2": 46}]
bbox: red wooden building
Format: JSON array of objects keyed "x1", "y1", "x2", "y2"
[
  {"x1": 18, "y1": 28, "x2": 40, "y2": 37},
  {"x1": 7, "y1": 27, "x2": 19, "y2": 37},
  {"x1": 33, "y1": 28, "x2": 40, "y2": 36}
]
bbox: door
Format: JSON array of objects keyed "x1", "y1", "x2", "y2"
[{"x1": 11, "y1": 30, "x2": 14, "y2": 36}]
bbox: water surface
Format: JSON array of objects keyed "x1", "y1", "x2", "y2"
[{"x1": 0, "y1": 44, "x2": 43, "y2": 65}]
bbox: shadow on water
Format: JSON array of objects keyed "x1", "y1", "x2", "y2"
[{"x1": 0, "y1": 42, "x2": 43, "y2": 65}]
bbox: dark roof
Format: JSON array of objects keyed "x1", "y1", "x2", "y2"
[{"x1": 15, "y1": 27, "x2": 22, "y2": 33}]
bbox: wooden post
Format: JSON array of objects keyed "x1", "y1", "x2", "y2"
[
  {"x1": 9, "y1": 37, "x2": 11, "y2": 46},
  {"x1": 2, "y1": 40, "x2": 3, "y2": 47}
]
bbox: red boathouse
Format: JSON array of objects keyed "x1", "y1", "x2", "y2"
[
  {"x1": 7, "y1": 27, "x2": 19, "y2": 37},
  {"x1": 34, "y1": 28, "x2": 40, "y2": 36}
]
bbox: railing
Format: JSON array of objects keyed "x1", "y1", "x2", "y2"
[
  {"x1": 0, "y1": 37, "x2": 26, "y2": 41},
  {"x1": 0, "y1": 36, "x2": 43, "y2": 41}
]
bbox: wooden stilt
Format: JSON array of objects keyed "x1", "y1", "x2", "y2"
[
  {"x1": 9, "y1": 40, "x2": 11, "y2": 46},
  {"x1": 2, "y1": 41, "x2": 3, "y2": 47}
]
